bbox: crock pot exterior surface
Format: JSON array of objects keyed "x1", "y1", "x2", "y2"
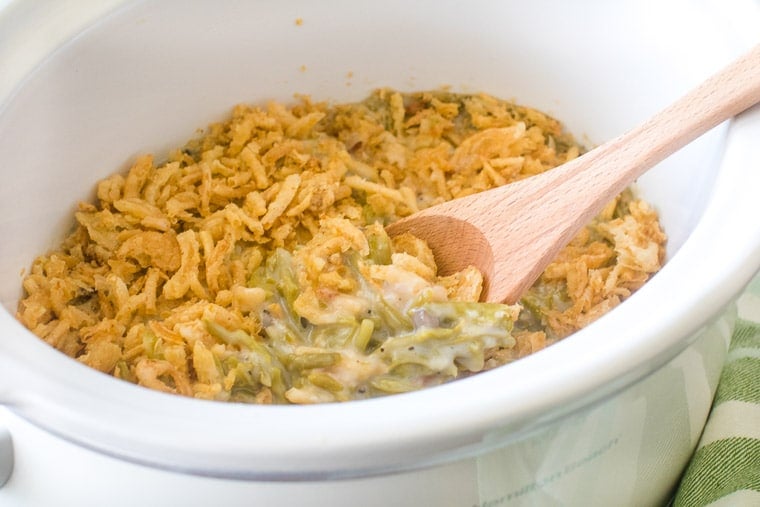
[{"x1": 0, "y1": 0, "x2": 759, "y2": 505}]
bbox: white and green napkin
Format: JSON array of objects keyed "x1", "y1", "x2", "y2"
[{"x1": 674, "y1": 274, "x2": 760, "y2": 506}]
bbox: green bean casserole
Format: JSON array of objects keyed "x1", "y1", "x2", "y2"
[{"x1": 16, "y1": 90, "x2": 666, "y2": 403}]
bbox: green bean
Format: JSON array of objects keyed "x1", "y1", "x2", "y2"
[
  {"x1": 379, "y1": 326, "x2": 455, "y2": 350},
  {"x1": 114, "y1": 360, "x2": 136, "y2": 382},
  {"x1": 141, "y1": 329, "x2": 162, "y2": 359},
  {"x1": 266, "y1": 367, "x2": 287, "y2": 402},
  {"x1": 269, "y1": 249, "x2": 300, "y2": 315},
  {"x1": 309, "y1": 322, "x2": 356, "y2": 349},
  {"x1": 205, "y1": 319, "x2": 258, "y2": 349},
  {"x1": 352, "y1": 318, "x2": 375, "y2": 352},
  {"x1": 286, "y1": 352, "x2": 340, "y2": 371},
  {"x1": 418, "y1": 301, "x2": 514, "y2": 331},
  {"x1": 307, "y1": 372, "x2": 343, "y2": 393},
  {"x1": 370, "y1": 375, "x2": 420, "y2": 393},
  {"x1": 367, "y1": 227, "x2": 392, "y2": 265}
]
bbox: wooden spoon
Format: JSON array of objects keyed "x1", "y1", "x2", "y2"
[{"x1": 386, "y1": 44, "x2": 760, "y2": 304}]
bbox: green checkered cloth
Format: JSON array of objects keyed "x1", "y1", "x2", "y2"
[{"x1": 674, "y1": 274, "x2": 760, "y2": 506}]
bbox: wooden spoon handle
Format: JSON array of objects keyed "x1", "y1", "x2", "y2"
[
  {"x1": 483, "y1": 43, "x2": 760, "y2": 302},
  {"x1": 572, "y1": 43, "x2": 760, "y2": 207}
]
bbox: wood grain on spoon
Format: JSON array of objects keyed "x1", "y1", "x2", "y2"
[{"x1": 386, "y1": 44, "x2": 760, "y2": 304}]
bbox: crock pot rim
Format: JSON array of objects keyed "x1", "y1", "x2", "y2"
[
  {"x1": 2, "y1": 107, "x2": 758, "y2": 478},
  {"x1": 1, "y1": 0, "x2": 759, "y2": 480}
]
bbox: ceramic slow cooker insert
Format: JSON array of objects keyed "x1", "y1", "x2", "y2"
[{"x1": 0, "y1": 1, "x2": 759, "y2": 505}]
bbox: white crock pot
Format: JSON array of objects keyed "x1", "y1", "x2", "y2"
[{"x1": 1, "y1": 1, "x2": 759, "y2": 505}]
